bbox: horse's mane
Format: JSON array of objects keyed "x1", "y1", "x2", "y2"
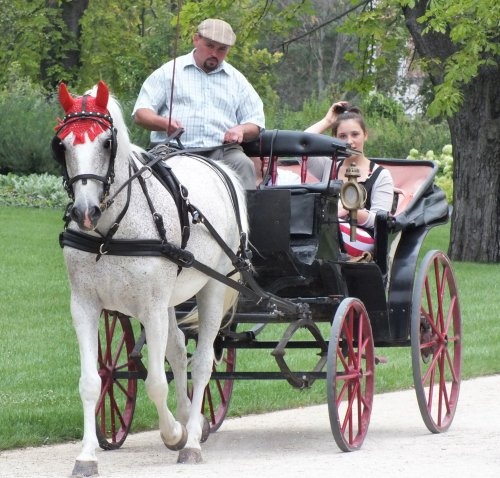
[{"x1": 212, "y1": 160, "x2": 249, "y2": 235}]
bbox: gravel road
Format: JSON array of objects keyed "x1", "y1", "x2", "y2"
[{"x1": 1, "y1": 375, "x2": 499, "y2": 478}]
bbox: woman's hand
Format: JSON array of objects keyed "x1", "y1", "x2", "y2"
[
  {"x1": 328, "y1": 101, "x2": 349, "y2": 121},
  {"x1": 338, "y1": 205, "x2": 349, "y2": 219},
  {"x1": 305, "y1": 100, "x2": 349, "y2": 134}
]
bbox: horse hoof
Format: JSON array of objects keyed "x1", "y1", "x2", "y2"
[
  {"x1": 200, "y1": 415, "x2": 210, "y2": 443},
  {"x1": 177, "y1": 447, "x2": 203, "y2": 464},
  {"x1": 161, "y1": 424, "x2": 188, "y2": 451},
  {"x1": 72, "y1": 460, "x2": 98, "y2": 477}
]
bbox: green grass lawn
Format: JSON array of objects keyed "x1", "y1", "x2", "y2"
[{"x1": 0, "y1": 206, "x2": 498, "y2": 450}]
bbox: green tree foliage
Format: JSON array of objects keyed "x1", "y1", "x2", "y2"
[
  {"x1": 0, "y1": 0, "x2": 305, "y2": 102},
  {"x1": 0, "y1": 1, "x2": 67, "y2": 92},
  {"x1": 341, "y1": 0, "x2": 499, "y2": 118},
  {"x1": 342, "y1": 1, "x2": 410, "y2": 98},
  {"x1": 409, "y1": 0, "x2": 500, "y2": 117},
  {"x1": 77, "y1": 1, "x2": 175, "y2": 95}
]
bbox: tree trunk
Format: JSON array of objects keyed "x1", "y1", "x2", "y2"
[
  {"x1": 41, "y1": 0, "x2": 89, "y2": 87},
  {"x1": 447, "y1": 67, "x2": 500, "y2": 262},
  {"x1": 403, "y1": 3, "x2": 500, "y2": 263},
  {"x1": 59, "y1": 0, "x2": 89, "y2": 71}
]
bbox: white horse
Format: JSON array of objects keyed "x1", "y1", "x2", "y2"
[{"x1": 53, "y1": 81, "x2": 248, "y2": 476}]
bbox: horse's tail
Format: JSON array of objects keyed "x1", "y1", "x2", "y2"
[{"x1": 177, "y1": 272, "x2": 240, "y2": 331}]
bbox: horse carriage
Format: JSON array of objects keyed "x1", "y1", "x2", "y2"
[{"x1": 53, "y1": 82, "x2": 461, "y2": 475}]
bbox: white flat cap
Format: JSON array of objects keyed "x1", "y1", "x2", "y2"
[{"x1": 197, "y1": 18, "x2": 236, "y2": 46}]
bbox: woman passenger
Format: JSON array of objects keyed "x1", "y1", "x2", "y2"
[{"x1": 305, "y1": 102, "x2": 394, "y2": 256}]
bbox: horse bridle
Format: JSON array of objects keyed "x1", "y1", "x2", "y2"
[{"x1": 51, "y1": 95, "x2": 117, "y2": 201}]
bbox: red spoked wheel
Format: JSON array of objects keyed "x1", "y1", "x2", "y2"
[
  {"x1": 327, "y1": 298, "x2": 375, "y2": 452},
  {"x1": 411, "y1": 250, "x2": 461, "y2": 433},
  {"x1": 96, "y1": 311, "x2": 138, "y2": 450},
  {"x1": 187, "y1": 332, "x2": 236, "y2": 434}
]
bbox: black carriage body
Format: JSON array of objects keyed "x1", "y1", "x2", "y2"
[{"x1": 239, "y1": 131, "x2": 450, "y2": 346}]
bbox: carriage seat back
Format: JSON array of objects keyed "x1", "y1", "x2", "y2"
[
  {"x1": 243, "y1": 129, "x2": 356, "y2": 158},
  {"x1": 372, "y1": 158, "x2": 438, "y2": 217}
]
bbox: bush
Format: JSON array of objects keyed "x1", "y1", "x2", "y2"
[
  {"x1": 407, "y1": 145, "x2": 454, "y2": 203},
  {"x1": 0, "y1": 173, "x2": 68, "y2": 209},
  {"x1": 0, "y1": 79, "x2": 61, "y2": 175},
  {"x1": 0, "y1": 80, "x2": 151, "y2": 176}
]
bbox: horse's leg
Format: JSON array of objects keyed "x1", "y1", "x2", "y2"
[
  {"x1": 142, "y1": 310, "x2": 187, "y2": 452},
  {"x1": 165, "y1": 307, "x2": 191, "y2": 426},
  {"x1": 178, "y1": 281, "x2": 226, "y2": 464},
  {"x1": 71, "y1": 300, "x2": 101, "y2": 477}
]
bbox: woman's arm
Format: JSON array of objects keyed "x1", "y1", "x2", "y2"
[
  {"x1": 358, "y1": 168, "x2": 394, "y2": 229},
  {"x1": 305, "y1": 101, "x2": 349, "y2": 134}
]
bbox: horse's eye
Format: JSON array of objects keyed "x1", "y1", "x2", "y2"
[{"x1": 104, "y1": 139, "x2": 112, "y2": 150}]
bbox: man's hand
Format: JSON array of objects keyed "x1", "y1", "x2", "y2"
[
  {"x1": 166, "y1": 119, "x2": 183, "y2": 136},
  {"x1": 223, "y1": 125, "x2": 245, "y2": 144}
]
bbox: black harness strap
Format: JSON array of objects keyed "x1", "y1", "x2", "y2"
[
  {"x1": 134, "y1": 152, "x2": 192, "y2": 249},
  {"x1": 59, "y1": 228, "x2": 263, "y2": 302},
  {"x1": 94, "y1": 163, "x2": 134, "y2": 260}
]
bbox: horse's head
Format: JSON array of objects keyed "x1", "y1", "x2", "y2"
[{"x1": 52, "y1": 80, "x2": 118, "y2": 231}]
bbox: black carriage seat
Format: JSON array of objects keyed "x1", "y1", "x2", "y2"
[
  {"x1": 245, "y1": 131, "x2": 449, "y2": 272},
  {"x1": 372, "y1": 158, "x2": 449, "y2": 274}
]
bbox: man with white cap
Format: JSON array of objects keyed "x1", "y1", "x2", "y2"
[{"x1": 133, "y1": 18, "x2": 264, "y2": 189}]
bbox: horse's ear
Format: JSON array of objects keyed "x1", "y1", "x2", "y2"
[
  {"x1": 95, "y1": 80, "x2": 109, "y2": 109},
  {"x1": 58, "y1": 83, "x2": 74, "y2": 112}
]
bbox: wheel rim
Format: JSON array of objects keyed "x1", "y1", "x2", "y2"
[
  {"x1": 327, "y1": 298, "x2": 375, "y2": 451},
  {"x1": 96, "y1": 311, "x2": 138, "y2": 449},
  {"x1": 411, "y1": 250, "x2": 462, "y2": 433}
]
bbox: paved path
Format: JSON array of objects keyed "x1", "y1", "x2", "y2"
[{"x1": 1, "y1": 375, "x2": 499, "y2": 478}]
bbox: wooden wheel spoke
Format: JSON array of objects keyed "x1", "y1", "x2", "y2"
[
  {"x1": 421, "y1": 341, "x2": 443, "y2": 384},
  {"x1": 107, "y1": 392, "x2": 126, "y2": 430},
  {"x1": 412, "y1": 251, "x2": 461, "y2": 434},
  {"x1": 337, "y1": 345, "x2": 350, "y2": 371},
  {"x1": 444, "y1": 295, "x2": 458, "y2": 335},
  {"x1": 340, "y1": 382, "x2": 359, "y2": 436},
  {"x1": 96, "y1": 313, "x2": 138, "y2": 449},
  {"x1": 104, "y1": 316, "x2": 118, "y2": 364},
  {"x1": 444, "y1": 343, "x2": 460, "y2": 383},
  {"x1": 328, "y1": 298, "x2": 374, "y2": 451}
]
